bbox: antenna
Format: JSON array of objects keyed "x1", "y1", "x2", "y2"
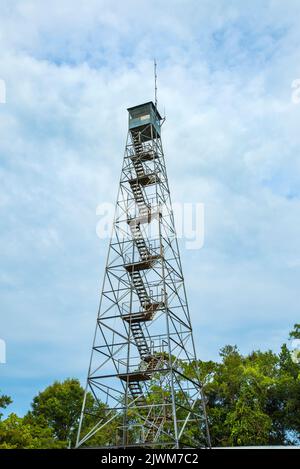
[{"x1": 154, "y1": 58, "x2": 158, "y2": 108}]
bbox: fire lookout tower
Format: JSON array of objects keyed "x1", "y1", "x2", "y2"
[{"x1": 76, "y1": 101, "x2": 210, "y2": 448}]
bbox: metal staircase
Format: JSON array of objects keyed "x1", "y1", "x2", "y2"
[
  {"x1": 121, "y1": 135, "x2": 165, "y2": 407},
  {"x1": 129, "y1": 180, "x2": 150, "y2": 218},
  {"x1": 144, "y1": 353, "x2": 164, "y2": 370},
  {"x1": 128, "y1": 133, "x2": 161, "y2": 226},
  {"x1": 129, "y1": 221, "x2": 151, "y2": 260},
  {"x1": 132, "y1": 155, "x2": 146, "y2": 179},
  {"x1": 128, "y1": 270, "x2": 150, "y2": 309},
  {"x1": 130, "y1": 322, "x2": 151, "y2": 360},
  {"x1": 131, "y1": 132, "x2": 144, "y2": 157},
  {"x1": 128, "y1": 381, "x2": 144, "y2": 401},
  {"x1": 122, "y1": 353, "x2": 165, "y2": 401}
]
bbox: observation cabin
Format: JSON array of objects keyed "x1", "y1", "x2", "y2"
[{"x1": 127, "y1": 101, "x2": 162, "y2": 141}]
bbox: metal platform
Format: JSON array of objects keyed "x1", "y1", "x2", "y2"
[{"x1": 124, "y1": 256, "x2": 161, "y2": 272}]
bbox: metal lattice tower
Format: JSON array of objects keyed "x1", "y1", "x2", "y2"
[{"x1": 76, "y1": 101, "x2": 210, "y2": 449}]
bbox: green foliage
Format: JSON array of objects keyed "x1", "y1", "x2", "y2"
[
  {"x1": 0, "y1": 393, "x2": 12, "y2": 420},
  {"x1": 25, "y1": 378, "x2": 86, "y2": 444},
  {"x1": 225, "y1": 385, "x2": 272, "y2": 446},
  {"x1": 289, "y1": 324, "x2": 300, "y2": 340},
  {"x1": 0, "y1": 413, "x2": 65, "y2": 449},
  {"x1": 26, "y1": 378, "x2": 119, "y2": 448},
  {"x1": 0, "y1": 395, "x2": 64, "y2": 448},
  {"x1": 198, "y1": 342, "x2": 300, "y2": 446}
]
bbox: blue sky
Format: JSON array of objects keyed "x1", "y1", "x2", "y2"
[{"x1": 1, "y1": 0, "x2": 300, "y2": 416}]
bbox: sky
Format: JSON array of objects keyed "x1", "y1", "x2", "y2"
[{"x1": 0, "y1": 0, "x2": 300, "y2": 416}]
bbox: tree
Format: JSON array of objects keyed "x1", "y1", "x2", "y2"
[
  {"x1": 25, "y1": 378, "x2": 90, "y2": 445},
  {"x1": 0, "y1": 393, "x2": 12, "y2": 420},
  {"x1": 0, "y1": 413, "x2": 64, "y2": 449},
  {"x1": 275, "y1": 343, "x2": 300, "y2": 443},
  {"x1": 0, "y1": 393, "x2": 63, "y2": 448},
  {"x1": 25, "y1": 378, "x2": 117, "y2": 447},
  {"x1": 225, "y1": 384, "x2": 272, "y2": 446},
  {"x1": 289, "y1": 323, "x2": 300, "y2": 340},
  {"x1": 198, "y1": 346, "x2": 288, "y2": 446}
]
